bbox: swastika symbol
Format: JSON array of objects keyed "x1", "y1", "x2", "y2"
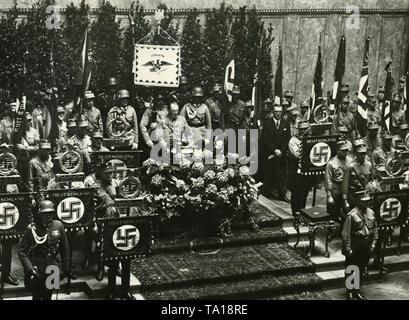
[
  {"x1": 380, "y1": 198, "x2": 401, "y2": 222},
  {"x1": 0, "y1": 202, "x2": 19, "y2": 230},
  {"x1": 112, "y1": 225, "x2": 140, "y2": 251},
  {"x1": 57, "y1": 197, "x2": 84, "y2": 224},
  {"x1": 310, "y1": 142, "x2": 331, "y2": 167}
]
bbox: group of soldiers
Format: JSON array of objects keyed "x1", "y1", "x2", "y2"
[
  {"x1": 277, "y1": 80, "x2": 407, "y2": 301},
  {"x1": 0, "y1": 72, "x2": 407, "y2": 300},
  {"x1": 0, "y1": 75, "x2": 257, "y2": 300}
]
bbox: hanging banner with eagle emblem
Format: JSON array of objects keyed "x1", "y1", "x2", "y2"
[
  {"x1": 0, "y1": 193, "x2": 31, "y2": 240},
  {"x1": 372, "y1": 190, "x2": 409, "y2": 228},
  {"x1": 133, "y1": 44, "x2": 180, "y2": 87},
  {"x1": 97, "y1": 215, "x2": 155, "y2": 262},
  {"x1": 298, "y1": 135, "x2": 339, "y2": 175}
]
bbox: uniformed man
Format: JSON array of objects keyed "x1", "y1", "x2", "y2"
[
  {"x1": 342, "y1": 191, "x2": 378, "y2": 300},
  {"x1": 57, "y1": 106, "x2": 68, "y2": 140},
  {"x1": 281, "y1": 99, "x2": 290, "y2": 121},
  {"x1": 371, "y1": 131, "x2": 394, "y2": 167},
  {"x1": 367, "y1": 94, "x2": 381, "y2": 125},
  {"x1": 205, "y1": 83, "x2": 224, "y2": 130},
  {"x1": 16, "y1": 113, "x2": 40, "y2": 153},
  {"x1": 32, "y1": 104, "x2": 44, "y2": 139},
  {"x1": 340, "y1": 84, "x2": 350, "y2": 100},
  {"x1": 299, "y1": 100, "x2": 310, "y2": 123},
  {"x1": 28, "y1": 140, "x2": 55, "y2": 192},
  {"x1": 342, "y1": 146, "x2": 372, "y2": 211},
  {"x1": 392, "y1": 122, "x2": 409, "y2": 149},
  {"x1": 86, "y1": 131, "x2": 109, "y2": 153},
  {"x1": 67, "y1": 119, "x2": 92, "y2": 155},
  {"x1": 18, "y1": 200, "x2": 69, "y2": 300},
  {"x1": 96, "y1": 77, "x2": 119, "y2": 130},
  {"x1": 57, "y1": 118, "x2": 76, "y2": 153},
  {"x1": 399, "y1": 76, "x2": 406, "y2": 101},
  {"x1": 106, "y1": 89, "x2": 138, "y2": 150},
  {"x1": 365, "y1": 165, "x2": 387, "y2": 194},
  {"x1": 284, "y1": 90, "x2": 297, "y2": 111},
  {"x1": 180, "y1": 86, "x2": 212, "y2": 147},
  {"x1": 171, "y1": 75, "x2": 191, "y2": 108},
  {"x1": 288, "y1": 122, "x2": 312, "y2": 214},
  {"x1": 140, "y1": 93, "x2": 168, "y2": 161},
  {"x1": 260, "y1": 98, "x2": 274, "y2": 128},
  {"x1": 93, "y1": 162, "x2": 135, "y2": 300},
  {"x1": 337, "y1": 125, "x2": 353, "y2": 161},
  {"x1": 325, "y1": 140, "x2": 351, "y2": 222},
  {"x1": 333, "y1": 96, "x2": 354, "y2": 141},
  {"x1": 364, "y1": 122, "x2": 381, "y2": 156},
  {"x1": 390, "y1": 93, "x2": 405, "y2": 135},
  {"x1": 289, "y1": 108, "x2": 300, "y2": 137},
  {"x1": 0, "y1": 101, "x2": 16, "y2": 144},
  {"x1": 74, "y1": 91, "x2": 103, "y2": 135},
  {"x1": 377, "y1": 85, "x2": 385, "y2": 107},
  {"x1": 157, "y1": 102, "x2": 193, "y2": 152}
]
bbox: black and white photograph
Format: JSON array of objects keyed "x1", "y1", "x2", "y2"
[{"x1": 0, "y1": 0, "x2": 408, "y2": 306}]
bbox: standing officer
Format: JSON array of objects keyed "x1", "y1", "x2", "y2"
[
  {"x1": 261, "y1": 105, "x2": 290, "y2": 202},
  {"x1": 86, "y1": 131, "x2": 109, "y2": 153},
  {"x1": 18, "y1": 200, "x2": 69, "y2": 300},
  {"x1": 0, "y1": 102, "x2": 16, "y2": 144},
  {"x1": 171, "y1": 75, "x2": 191, "y2": 108},
  {"x1": 28, "y1": 140, "x2": 55, "y2": 192},
  {"x1": 284, "y1": 90, "x2": 297, "y2": 111},
  {"x1": 364, "y1": 122, "x2": 381, "y2": 156},
  {"x1": 106, "y1": 89, "x2": 139, "y2": 150},
  {"x1": 57, "y1": 118, "x2": 76, "y2": 153},
  {"x1": 93, "y1": 162, "x2": 135, "y2": 300},
  {"x1": 205, "y1": 83, "x2": 224, "y2": 130},
  {"x1": 333, "y1": 96, "x2": 354, "y2": 141},
  {"x1": 75, "y1": 91, "x2": 103, "y2": 135},
  {"x1": 367, "y1": 94, "x2": 381, "y2": 125},
  {"x1": 390, "y1": 93, "x2": 405, "y2": 135},
  {"x1": 56, "y1": 106, "x2": 68, "y2": 140},
  {"x1": 325, "y1": 140, "x2": 351, "y2": 222},
  {"x1": 288, "y1": 122, "x2": 312, "y2": 214},
  {"x1": 342, "y1": 145, "x2": 372, "y2": 211},
  {"x1": 377, "y1": 85, "x2": 386, "y2": 108},
  {"x1": 180, "y1": 87, "x2": 212, "y2": 147},
  {"x1": 299, "y1": 101, "x2": 310, "y2": 123},
  {"x1": 371, "y1": 131, "x2": 394, "y2": 167},
  {"x1": 225, "y1": 85, "x2": 248, "y2": 131},
  {"x1": 342, "y1": 191, "x2": 378, "y2": 300},
  {"x1": 96, "y1": 77, "x2": 119, "y2": 131}
]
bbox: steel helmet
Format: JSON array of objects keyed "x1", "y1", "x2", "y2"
[
  {"x1": 179, "y1": 75, "x2": 189, "y2": 85},
  {"x1": 107, "y1": 77, "x2": 118, "y2": 87},
  {"x1": 39, "y1": 200, "x2": 55, "y2": 214},
  {"x1": 192, "y1": 87, "x2": 204, "y2": 97},
  {"x1": 118, "y1": 89, "x2": 130, "y2": 99}
]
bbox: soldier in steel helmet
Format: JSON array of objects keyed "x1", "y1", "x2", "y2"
[
  {"x1": 180, "y1": 86, "x2": 212, "y2": 147},
  {"x1": 18, "y1": 200, "x2": 70, "y2": 300},
  {"x1": 106, "y1": 89, "x2": 139, "y2": 150},
  {"x1": 96, "y1": 77, "x2": 119, "y2": 130}
]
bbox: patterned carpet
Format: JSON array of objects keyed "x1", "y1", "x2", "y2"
[{"x1": 131, "y1": 200, "x2": 328, "y2": 300}]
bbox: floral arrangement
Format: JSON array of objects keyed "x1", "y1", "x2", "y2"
[{"x1": 141, "y1": 151, "x2": 260, "y2": 236}]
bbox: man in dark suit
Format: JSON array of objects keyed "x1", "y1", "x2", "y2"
[{"x1": 261, "y1": 105, "x2": 291, "y2": 202}]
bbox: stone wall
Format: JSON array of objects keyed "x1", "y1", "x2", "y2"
[{"x1": 0, "y1": 0, "x2": 408, "y2": 103}]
